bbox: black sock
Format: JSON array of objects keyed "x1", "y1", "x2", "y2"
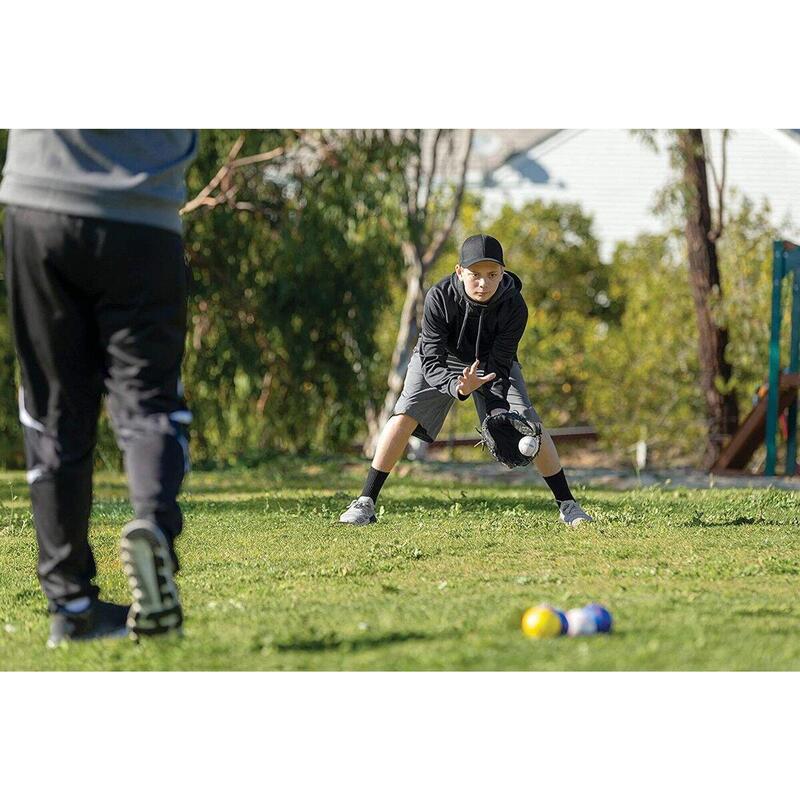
[
  {"x1": 362, "y1": 467, "x2": 390, "y2": 503},
  {"x1": 543, "y1": 469, "x2": 574, "y2": 504}
]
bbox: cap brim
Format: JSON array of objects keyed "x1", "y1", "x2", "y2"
[{"x1": 460, "y1": 257, "x2": 505, "y2": 269}]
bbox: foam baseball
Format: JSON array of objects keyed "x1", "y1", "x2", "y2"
[{"x1": 518, "y1": 435, "x2": 540, "y2": 457}]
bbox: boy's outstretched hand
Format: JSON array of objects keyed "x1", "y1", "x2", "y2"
[{"x1": 457, "y1": 360, "x2": 497, "y2": 397}]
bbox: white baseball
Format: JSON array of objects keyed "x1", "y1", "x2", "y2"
[
  {"x1": 518, "y1": 435, "x2": 539, "y2": 457},
  {"x1": 565, "y1": 608, "x2": 598, "y2": 637}
]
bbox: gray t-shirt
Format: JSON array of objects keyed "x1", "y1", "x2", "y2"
[{"x1": 0, "y1": 129, "x2": 198, "y2": 234}]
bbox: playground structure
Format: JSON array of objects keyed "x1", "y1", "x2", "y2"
[{"x1": 713, "y1": 240, "x2": 800, "y2": 476}]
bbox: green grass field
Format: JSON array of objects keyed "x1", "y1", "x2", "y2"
[{"x1": 1, "y1": 459, "x2": 799, "y2": 670}]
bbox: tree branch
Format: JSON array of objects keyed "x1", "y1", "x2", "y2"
[
  {"x1": 716, "y1": 129, "x2": 729, "y2": 241},
  {"x1": 181, "y1": 138, "x2": 287, "y2": 216},
  {"x1": 407, "y1": 130, "x2": 422, "y2": 219},
  {"x1": 227, "y1": 146, "x2": 286, "y2": 170},
  {"x1": 421, "y1": 129, "x2": 445, "y2": 222},
  {"x1": 422, "y1": 129, "x2": 474, "y2": 266},
  {"x1": 181, "y1": 135, "x2": 245, "y2": 215},
  {"x1": 703, "y1": 129, "x2": 728, "y2": 242}
]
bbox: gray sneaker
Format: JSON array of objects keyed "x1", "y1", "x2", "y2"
[
  {"x1": 559, "y1": 499, "x2": 593, "y2": 527},
  {"x1": 339, "y1": 496, "x2": 377, "y2": 525}
]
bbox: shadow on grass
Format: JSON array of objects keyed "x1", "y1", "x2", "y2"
[
  {"x1": 271, "y1": 630, "x2": 439, "y2": 653},
  {"x1": 183, "y1": 478, "x2": 360, "y2": 495},
  {"x1": 178, "y1": 495, "x2": 582, "y2": 517},
  {"x1": 677, "y1": 515, "x2": 783, "y2": 528},
  {"x1": 378, "y1": 496, "x2": 560, "y2": 515}
]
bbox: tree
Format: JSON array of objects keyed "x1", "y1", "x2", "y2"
[
  {"x1": 585, "y1": 233, "x2": 706, "y2": 464},
  {"x1": 0, "y1": 129, "x2": 410, "y2": 466},
  {"x1": 641, "y1": 129, "x2": 739, "y2": 467},
  {"x1": 181, "y1": 129, "x2": 408, "y2": 463},
  {"x1": 0, "y1": 129, "x2": 22, "y2": 468},
  {"x1": 364, "y1": 129, "x2": 473, "y2": 455},
  {"x1": 584, "y1": 198, "x2": 780, "y2": 467},
  {"x1": 675, "y1": 129, "x2": 738, "y2": 466},
  {"x1": 485, "y1": 200, "x2": 613, "y2": 427}
]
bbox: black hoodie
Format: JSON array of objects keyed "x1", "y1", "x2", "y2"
[{"x1": 416, "y1": 270, "x2": 528, "y2": 413}]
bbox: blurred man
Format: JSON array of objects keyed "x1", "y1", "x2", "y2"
[{"x1": 0, "y1": 130, "x2": 197, "y2": 646}]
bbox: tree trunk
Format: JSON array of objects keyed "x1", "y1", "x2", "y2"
[
  {"x1": 677, "y1": 129, "x2": 739, "y2": 467},
  {"x1": 362, "y1": 130, "x2": 473, "y2": 457},
  {"x1": 364, "y1": 242, "x2": 425, "y2": 450}
]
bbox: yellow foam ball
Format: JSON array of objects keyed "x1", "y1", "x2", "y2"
[{"x1": 521, "y1": 606, "x2": 562, "y2": 639}]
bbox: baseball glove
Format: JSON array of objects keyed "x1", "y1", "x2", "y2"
[{"x1": 478, "y1": 410, "x2": 542, "y2": 469}]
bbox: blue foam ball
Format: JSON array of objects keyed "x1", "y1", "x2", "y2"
[{"x1": 584, "y1": 603, "x2": 613, "y2": 633}]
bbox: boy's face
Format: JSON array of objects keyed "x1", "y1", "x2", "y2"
[{"x1": 456, "y1": 260, "x2": 504, "y2": 302}]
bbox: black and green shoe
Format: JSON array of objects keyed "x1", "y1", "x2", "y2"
[
  {"x1": 120, "y1": 520, "x2": 183, "y2": 640},
  {"x1": 47, "y1": 600, "x2": 130, "y2": 648}
]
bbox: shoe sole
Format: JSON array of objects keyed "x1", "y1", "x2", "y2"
[
  {"x1": 560, "y1": 517, "x2": 592, "y2": 527},
  {"x1": 338, "y1": 515, "x2": 377, "y2": 525},
  {"x1": 120, "y1": 520, "x2": 183, "y2": 640}
]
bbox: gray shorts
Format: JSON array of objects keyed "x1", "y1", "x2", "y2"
[{"x1": 393, "y1": 352, "x2": 542, "y2": 442}]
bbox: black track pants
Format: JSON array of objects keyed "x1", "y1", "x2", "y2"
[{"x1": 4, "y1": 206, "x2": 190, "y2": 609}]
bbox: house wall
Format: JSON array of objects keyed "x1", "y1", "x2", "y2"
[{"x1": 475, "y1": 129, "x2": 800, "y2": 261}]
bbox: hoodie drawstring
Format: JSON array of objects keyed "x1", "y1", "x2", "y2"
[
  {"x1": 475, "y1": 308, "x2": 485, "y2": 361},
  {"x1": 456, "y1": 304, "x2": 487, "y2": 362},
  {"x1": 456, "y1": 305, "x2": 470, "y2": 352}
]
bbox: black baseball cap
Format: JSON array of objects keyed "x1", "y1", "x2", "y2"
[{"x1": 459, "y1": 234, "x2": 505, "y2": 269}]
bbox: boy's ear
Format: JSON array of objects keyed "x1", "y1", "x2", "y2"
[{"x1": 455, "y1": 263, "x2": 463, "y2": 279}]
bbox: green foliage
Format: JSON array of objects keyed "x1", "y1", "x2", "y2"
[
  {"x1": 183, "y1": 130, "x2": 408, "y2": 463},
  {"x1": 0, "y1": 129, "x2": 409, "y2": 466},
  {"x1": 584, "y1": 198, "x2": 786, "y2": 464},
  {"x1": 491, "y1": 201, "x2": 614, "y2": 427},
  {"x1": 584, "y1": 234, "x2": 705, "y2": 462},
  {"x1": 716, "y1": 196, "x2": 788, "y2": 404},
  {"x1": 0, "y1": 129, "x2": 21, "y2": 468},
  {"x1": 0, "y1": 129, "x2": 792, "y2": 469}
]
